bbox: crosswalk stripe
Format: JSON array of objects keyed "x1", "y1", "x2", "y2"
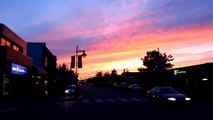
[
  {"x1": 65, "y1": 101, "x2": 76, "y2": 104},
  {"x1": 140, "y1": 98, "x2": 148, "y2": 101},
  {"x1": 106, "y1": 98, "x2": 117, "y2": 102},
  {"x1": 54, "y1": 102, "x2": 62, "y2": 104},
  {"x1": 94, "y1": 98, "x2": 104, "y2": 103},
  {"x1": 130, "y1": 98, "x2": 142, "y2": 102},
  {"x1": 54, "y1": 97, "x2": 146, "y2": 105},
  {"x1": 118, "y1": 98, "x2": 130, "y2": 102},
  {"x1": 82, "y1": 99, "x2": 90, "y2": 103}
]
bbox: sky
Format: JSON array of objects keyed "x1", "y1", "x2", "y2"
[{"x1": 1, "y1": 0, "x2": 213, "y2": 79}]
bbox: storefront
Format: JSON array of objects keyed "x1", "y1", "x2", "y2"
[
  {"x1": 31, "y1": 65, "x2": 49, "y2": 96},
  {"x1": 0, "y1": 47, "x2": 32, "y2": 98},
  {"x1": 0, "y1": 23, "x2": 33, "y2": 99},
  {"x1": 170, "y1": 63, "x2": 213, "y2": 97}
]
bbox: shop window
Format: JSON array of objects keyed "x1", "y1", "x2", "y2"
[{"x1": 3, "y1": 78, "x2": 10, "y2": 96}]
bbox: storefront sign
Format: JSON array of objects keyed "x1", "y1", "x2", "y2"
[
  {"x1": 174, "y1": 70, "x2": 186, "y2": 75},
  {"x1": 11, "y1": 63, "x2": 27, "y2": 75}
]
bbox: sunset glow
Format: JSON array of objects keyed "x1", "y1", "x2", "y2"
[{"x1": 1, "y1": 0, "x2": 213, "y2": 78}]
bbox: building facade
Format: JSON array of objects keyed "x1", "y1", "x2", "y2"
[
  {"x1": 169, "y1": 63, "x2": 213, "y2": 98},
  {"x1": 0, "y1": 23, "x2": 33, "y2": 98},
  {"x1": 27, "y1": 42, "x2": 57, "y2": 96},
  {"x1": 122, "y1": 63, "x2": 213, "y2": 98}
]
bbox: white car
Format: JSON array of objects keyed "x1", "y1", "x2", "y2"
[{"x1": 127, "y1": 84, "x2": 142, "y2": 92}]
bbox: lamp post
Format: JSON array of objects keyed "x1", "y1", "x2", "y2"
[{"x1": 75, "y1": 45, "x2": 87, "y2": 76}]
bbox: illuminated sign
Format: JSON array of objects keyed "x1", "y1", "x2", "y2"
[
  {"x1": 174, "y1": 70, "x2": 186, "y2": 75},
  {"x1": 11, "y1": 63, "x2": 27, "y2": 75}
]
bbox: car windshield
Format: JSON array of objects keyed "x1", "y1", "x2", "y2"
[{"x1": 160, "y1": 87, "x2": 179, "y2": 94}]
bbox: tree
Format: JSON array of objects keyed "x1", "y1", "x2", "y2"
[
  {"x1": 103, "y1": 71, "x2": 110, "y2": 77},
  {"x1": 141, "y1": 49, "x2": 174, "y2": 86},
  {"x1": 111, "y1": 69, "x2": 117, "y2": 76},
  {"x1": 141, "y1": 49, "x2": 174, "y2": 72},
  {"x1": 55, "y1": 63, "x2": 75, "y2": 93},
  {"x1": 137, "y1": 67, "x2": 147, "y2": 72},
  {"x1": 96, "y1": 71, "x2": 103, "y2": 78},
  {"x1": 57, "y1": 63, "x2": 70, "y2": 79}
]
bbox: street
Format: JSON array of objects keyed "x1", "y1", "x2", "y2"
[{"x1": 0, "y1": 84, "x2": 213, "y2": 120}]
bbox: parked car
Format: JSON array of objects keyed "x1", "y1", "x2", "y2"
[
  {"x1": 146, "y1": 86, "x2": 191, "y2": 105},
  {"x1": 117, "y1": 82, "x2": 130, "y2": 90},
  {"x1": 127, "y1": 84, "x2": 143, "y2": 92},
  {"x1": 64, "y1": 85, "x2": 76, "y2": 96}
]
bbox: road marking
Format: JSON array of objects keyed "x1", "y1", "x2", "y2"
[
  {"x1": 54, "y1": 102, "x2": 62, "y2": 105},
  {"x1": 82, "y1": 99, "x2": 90, "y2": 103},
  {"x1": 118, "y1": 98, "x2": 130, "y2": 102},
  {"x1": 0, "y1": 106, "x2": 19, "y2": 114},
  {"x1": 130, "y1": 98, "x2": 142, "y2": 102},
  {"x1": 94, "y1": 98, "x2": 104, "y2": 103},
  {"x1": 54, "y1": 97, "x2": 146, "y2": 105},
  {"x1": 106, "y1": 98, "x2": 117, "y2": 102},
  {"x1": 65, "y1": 101, "x2": 76, "y2": 104},
  {"x1": 140, "y1": 98, "x2": 148, "y2": 101}
]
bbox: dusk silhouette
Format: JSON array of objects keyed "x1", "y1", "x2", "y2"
[
  {"x1": 1, "y1": 0, "x2": 213, "y2": 78},
  {"x1": 1, "y1": 0, "x2": 213, "y2": 120}
]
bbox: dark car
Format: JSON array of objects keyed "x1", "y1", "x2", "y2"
[
  {"x1": 117, "y1": 82, "x2": 130, "y2": 90},
  {"x1": 146, "y1": 86, "x2": 191, "y2": 105},
  {"x1": 64, "y1": 85, "x2": 77, "y2": 96},
  {"x1": 127, "y1": 84, "x2": 143, "y2": 92}
]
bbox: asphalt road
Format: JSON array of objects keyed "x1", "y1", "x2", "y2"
[{"x1": 0, "y1": 85, "x2": 213, "y2": 120}]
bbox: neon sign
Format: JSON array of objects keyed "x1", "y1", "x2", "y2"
[{"x1": 11, "y1": 63, "x2": 27, "y2": 75}]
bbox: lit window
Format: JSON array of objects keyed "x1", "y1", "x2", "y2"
[
  {"x1": 13, "y1": 45, "x2": 19, "y2": 51},
  {"x1": 1, "y1": 38, "x2": 6, "y2": 46},
  {"x1": 6, "y1": 41, "x2": 11, "y2": 47},
  {"x1": 0, "y1": 38, "x2": 11, "y2": 47}
]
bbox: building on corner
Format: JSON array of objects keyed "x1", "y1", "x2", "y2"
[{"x1": 0, "y1": 23, "x2": 33, "y2": 99}]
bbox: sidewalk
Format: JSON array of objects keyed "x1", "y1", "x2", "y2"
[{"x1": 0, "y1": 96, "x2": 32, "y2": 110}]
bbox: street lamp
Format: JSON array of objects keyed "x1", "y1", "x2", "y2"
[{"x1": 75, "y1": 45, "x2": 87, "y2": 75}]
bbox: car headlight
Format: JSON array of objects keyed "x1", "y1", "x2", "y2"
[
  {"x1": 65, "y1": 90, "x2": 69, "y2": 94},
  {"x1": 185, "y1": 97, "x2": 191, "y2": 101},
  {"x1": 167, "y1": 97, "x2": 176, "y2": 101}
]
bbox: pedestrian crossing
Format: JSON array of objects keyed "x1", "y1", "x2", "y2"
[{"x1": 54, "y1": 97, "x2": 147, "y2": 105}]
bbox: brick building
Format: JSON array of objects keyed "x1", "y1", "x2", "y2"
[{"x1": 0, "y1": 23, "x2": 33, "y2": 98}]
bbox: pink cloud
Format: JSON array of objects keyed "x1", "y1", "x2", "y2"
[{"x1": 26, "y1": 1, "x2": 213, "y2": 78}]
